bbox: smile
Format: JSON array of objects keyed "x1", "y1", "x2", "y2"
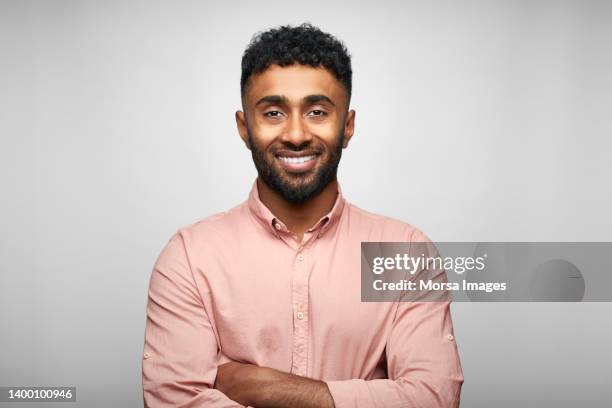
[
  {"x1": 275, "y1": 153, "x2": 319, "y2": 173},
  {"x1": 278, "y1": 155, "x2": 316, "y2": 164}
]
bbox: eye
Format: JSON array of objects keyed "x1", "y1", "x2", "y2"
[
  {"x1": 308, "y1": 110, "x2": 327, "y2": 117},
  {"x1": 264, "y1": 111, "x2": 284, "y2": 118}
]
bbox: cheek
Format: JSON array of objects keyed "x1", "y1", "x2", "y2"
[
  {"x1": 306, "y1": 122, "x2": 342, "y2": 144},
  {"x1": 250, "y1": 125, "x2": 280, "y2": 150}
]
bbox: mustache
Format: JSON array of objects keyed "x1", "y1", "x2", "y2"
[
  {"x1": 246, "y1": 127, "x2": 344, "y2": 155},
  {"x1": 273, "y1": 144, "x2": 324, "y2": 155}
]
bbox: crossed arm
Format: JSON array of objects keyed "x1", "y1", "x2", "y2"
[
  {"x1": 214, "y1": 361, "x2": 334, "y2": 408},
  {"x1": 142, "y1": 233, "x2": 463, "y2": 407}
]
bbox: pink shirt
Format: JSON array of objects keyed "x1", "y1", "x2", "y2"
[{"x1": 142, "y1": 180, "x2": 463, "y2": 407}]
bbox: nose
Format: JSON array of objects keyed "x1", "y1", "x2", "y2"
[{"x1": 280, "y1": 113, "x2": 312, "y2": 147}]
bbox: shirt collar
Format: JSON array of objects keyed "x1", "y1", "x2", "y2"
[{"x1": 247, "y1": 178, "x2": 346, "y2": 239}]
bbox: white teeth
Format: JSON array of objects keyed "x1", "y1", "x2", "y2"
[{"x1": 278, "y1": 155, "x2": 316, "y2": 164}]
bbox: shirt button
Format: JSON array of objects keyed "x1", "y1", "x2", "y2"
[
  {"x1": 297, "y1": 253, "x2": 304, "y2": 261},
  {"x1": 297, "y1": 311, "x2": 305, "y2": 320},
  {"x1": 274, "y1": 222, "x2": 281, "y2": 230},
  {"x1": 143, "y1": 352, "x2": 151, "y2": 359},
  {"x1": 447, "y1": 334, "x2": 454, "y2": 341}
]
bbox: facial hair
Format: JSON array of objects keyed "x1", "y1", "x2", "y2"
[{"x1": 247, "y1": 127, "x2": 344, "y2": 203}]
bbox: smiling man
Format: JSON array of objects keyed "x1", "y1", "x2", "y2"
[{"x1": 142, "y1": 24, "x2": 463, "y2": 407}]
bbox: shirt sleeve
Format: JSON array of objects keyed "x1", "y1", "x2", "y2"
[
  {"x1": 326, "y1": 230, "x2": 464, "y2": 408},
  {"x1": 142, "y1": 231, "x2": 245, "y2": 408},
  {"x1": 326, "y1": 301, "x2": 463, "y2": 408}
]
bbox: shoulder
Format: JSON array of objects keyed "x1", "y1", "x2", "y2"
[
  {"x1": 169, "y1": 201, "x2": 251, "y2": 246},
  {"x1": 344, "y1": 201, "x2": 433, "y2": 243}
]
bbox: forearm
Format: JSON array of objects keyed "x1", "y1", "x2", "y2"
[
  {"x1": 255, "y1": 369, "x2": 334, "y2": 408},
  {"x1": 215, "y1": 362, "x2": 335, "y2": 408}
]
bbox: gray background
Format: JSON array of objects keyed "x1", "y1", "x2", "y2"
[{"x1": 1, "y1": 0, "x2": 611, "y2": 406}]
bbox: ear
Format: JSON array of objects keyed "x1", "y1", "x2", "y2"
[
  {"x1": 235, "y1": 110, "x2": 250, "y2": 149},
  {"x1": 342, "y1": 109, "x2": 356, "y2": 148}
]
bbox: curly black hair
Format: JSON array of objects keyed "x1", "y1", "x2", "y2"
[{"x1": 240, "y1": 23, "x2": 352, "y2": 102}]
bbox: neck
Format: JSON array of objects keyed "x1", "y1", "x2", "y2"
[{"x1": 257, "y1": 178, "x2": 338, "y2": 242}]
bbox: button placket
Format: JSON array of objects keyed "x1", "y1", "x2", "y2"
[{"x1": 291, "y1": 247, "x2": 309, "y2": 377}]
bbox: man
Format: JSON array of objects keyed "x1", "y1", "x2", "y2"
[{"x1": 142, "y1": 23, "x2": 463, "y2": 407}]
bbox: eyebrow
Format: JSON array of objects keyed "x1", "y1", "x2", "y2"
[
  {"x1": 255, "y1": 95, "x2": 288, "y2": 107},
  {"x1": 304, "y1": 94, "x2": 336, "y2": 107},
  {"x1": 254, "y1": 94, "x2": 336, "y2": 108}
]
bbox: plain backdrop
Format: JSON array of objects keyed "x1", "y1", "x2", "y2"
[{"x1": 1, "y1": 1, "x2": 611, "y2": 407}]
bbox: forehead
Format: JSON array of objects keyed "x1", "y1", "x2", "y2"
[{"x1": 245, "y1": 64, "x2": 346, "y2": 106}]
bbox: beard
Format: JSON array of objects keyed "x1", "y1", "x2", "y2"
[{"x1": 247, "y1": 127, "x2": 344, "y2": 203}]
